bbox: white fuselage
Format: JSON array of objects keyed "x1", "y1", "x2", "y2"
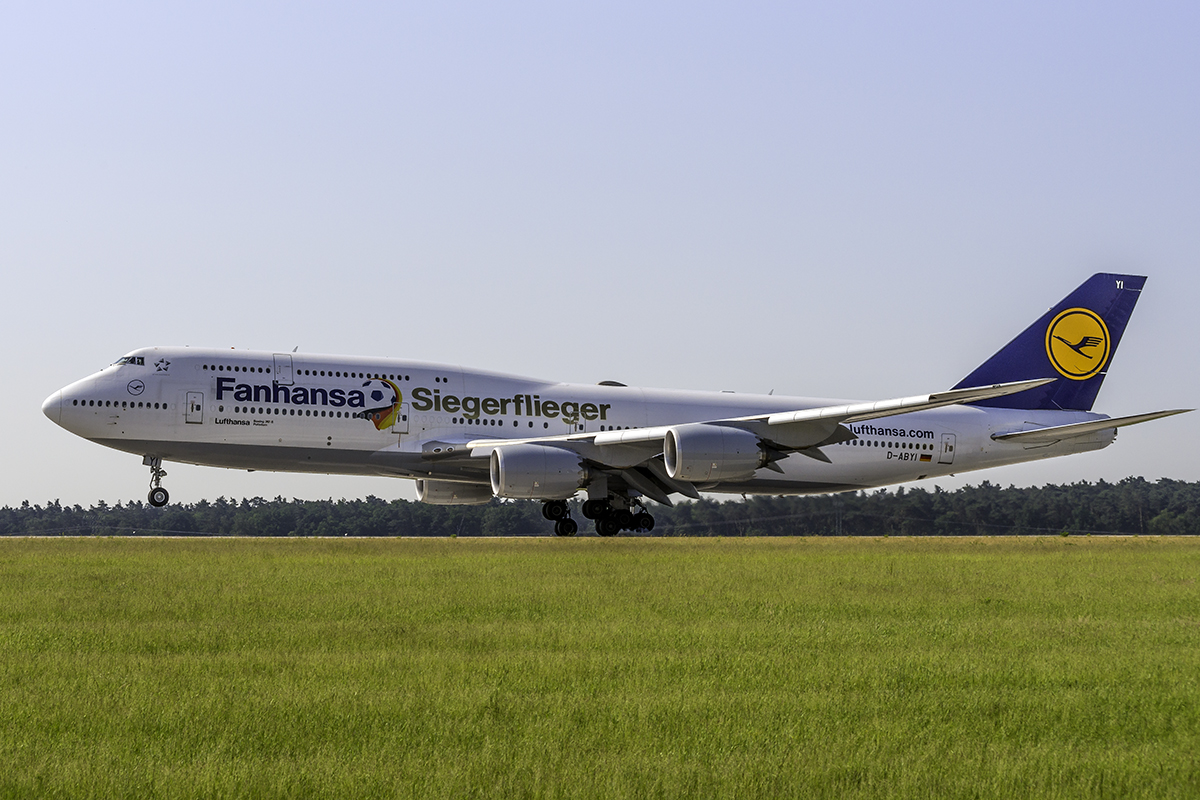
[{"x1": 42, "y1": 347, "x2": 1114, "y2": 497}]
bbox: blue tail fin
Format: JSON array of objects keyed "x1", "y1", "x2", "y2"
[{"x1": 953, "y1": 273, "x2": 1146, "y2": 411}]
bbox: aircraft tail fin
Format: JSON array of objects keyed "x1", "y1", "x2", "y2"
[{"x1": 953, "y1": 273, "x2": 1146, "y2": 411}]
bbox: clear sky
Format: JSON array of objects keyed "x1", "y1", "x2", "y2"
[{"x1": 3, "y1": 2, "x2": 1197, "y2": 508}]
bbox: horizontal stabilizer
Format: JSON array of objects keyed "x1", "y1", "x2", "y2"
[{"x1": 991, "y1": 409, "x2": 1192, "y2": 443}]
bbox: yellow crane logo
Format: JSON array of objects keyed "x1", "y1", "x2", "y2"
[{"x1": 1045, "y1": 308, "x2": 1110, "y2": 380}]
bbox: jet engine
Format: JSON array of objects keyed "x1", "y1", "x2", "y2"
[
  {"x1": 664, "y1": 424, "x2": 766, "y2": 482},
  {"x1": 415, "y1": 479, "x2": 494, "y2": 505},
  {"x1": 490, "y1": 444, "x2": 589, "y2": 500}
]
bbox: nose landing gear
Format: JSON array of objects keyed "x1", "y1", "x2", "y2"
[{"x1": 144, "y1": 455, "x2": 170, "y2": 507}]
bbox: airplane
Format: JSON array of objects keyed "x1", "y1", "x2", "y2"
[{"x1": 41, "y1": 273, "x2": 1189, "y2": 536}]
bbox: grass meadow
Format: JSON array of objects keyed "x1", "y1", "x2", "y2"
[{"x1": 1, "y1": 536, "x2": 1198, "y2": 799}]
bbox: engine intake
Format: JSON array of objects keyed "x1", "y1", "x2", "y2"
[
  {"x1": 415, "y1": 479, "x2": 494, "y2": 506},
  {"x1": 664, "y1": 424, "x2": 765, "y2": 482},
  {"x1": 490, "y1": 444, "x2": 588, "y2": 500}
]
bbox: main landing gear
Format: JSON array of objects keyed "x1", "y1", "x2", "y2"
[
  {"x1": 542, "y1": 496, "x2": 656, "y2": 537},
  {"x1": 542, "y1": 500, "x2": 578, "y2": 537},
  {"x1": 581, "y1": 498, "x2": 655, "y2": 537},
  {"x1": 144, "y1": 455, "x2": 170, "y2": 507}
]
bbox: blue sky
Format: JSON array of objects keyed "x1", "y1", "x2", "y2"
[{"x1": 3, "y1": 2, "x2": 1197, "y2": 507}]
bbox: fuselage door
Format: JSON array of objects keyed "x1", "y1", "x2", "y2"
[
  {"x1": 186, "y1": 391, "x2": 204, "y2": 424},
  {"x1": 391, "y1": 403, "x2": 410, "y2": 434},
  {"x1": 938, "y1": 433, "x2": 956, "y2": 465},
  {"x1": 273, "y1": 354, "x2": 294, "y2": 385}
]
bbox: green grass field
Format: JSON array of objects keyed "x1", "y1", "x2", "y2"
[{"x1": 1, "y1": 537, "x2": 1198, "y2": 799}]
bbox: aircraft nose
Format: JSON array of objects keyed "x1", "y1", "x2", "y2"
[{"x1": 42, "y1": 390, "x2": 62, "y2": 425}]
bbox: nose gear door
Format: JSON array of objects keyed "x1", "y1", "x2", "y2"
[{"x1": 186, "y1": 392, "x2": 204, "y2": 424}]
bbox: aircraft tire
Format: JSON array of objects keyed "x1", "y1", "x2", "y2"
[
  {"x1": 596, "y1": 516, "x2": 621, "y2": 537},
  {"x1": 554, "y1": 518, "x2": 578, "y2": 537},
  {"x1": 148, "y1": 487, "x2": 169, "y2": 507},
  {"x1": 581, "y1": 499, "x2": 609, "y2": 519},
  {"x1": 634, "y1": 512, "x2": 655, "y2": 532},
  {"x1": 613, "y1": 509, "x2": 634, "y2": 530},
  {"x1": 543, "y1": 500, "x2": 568, "y2": 521}
]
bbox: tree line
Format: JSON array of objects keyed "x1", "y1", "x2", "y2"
[{"x1": 2, "y1": 477, "x2": 1197, "y2": 537}]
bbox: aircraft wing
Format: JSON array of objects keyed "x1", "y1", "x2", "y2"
[
  {"x1": 991, "y1": 409, "x2": 1192, "y2": 444},
  {"x1": 466, "y1": 378, "x2": 1054, "y2": 461},
  {"x1": 718, "y1": 377, "x2": 1056, "y2": 449}
]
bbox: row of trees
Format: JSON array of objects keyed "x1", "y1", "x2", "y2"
[{"x1": 2, "y1": 477, "x2": 1198, "y2": 537}]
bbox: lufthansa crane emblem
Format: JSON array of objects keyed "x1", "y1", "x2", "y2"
[{"x1": 1045, "y1": 308, "x2": 1110, "y2": 380}]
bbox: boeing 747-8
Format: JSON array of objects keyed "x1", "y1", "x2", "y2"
[{"x1": 42, "y1": 273, "x2": 1189, "y2": 535}]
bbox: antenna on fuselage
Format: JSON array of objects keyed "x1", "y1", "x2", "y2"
[{"x1": 292, "y1": 346, "x2": 299, "y2": 352}]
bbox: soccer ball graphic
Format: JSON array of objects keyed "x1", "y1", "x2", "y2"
[
  {"x1": 360, "y1": 379, "x2": 402, "y2": 430},
  {"x1": 361, "y1": 379, "x2": 399, "y2": 412}
]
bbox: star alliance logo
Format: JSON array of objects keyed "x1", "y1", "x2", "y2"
[{"x1": 155, "y1": 359, "x2": 171, "y2": 373}]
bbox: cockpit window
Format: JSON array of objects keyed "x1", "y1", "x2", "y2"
[{"x1": 113, "y1": 356, "x2": 145, "y2": 366}]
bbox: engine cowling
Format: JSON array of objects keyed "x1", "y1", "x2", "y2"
[
  {"x1": 415, "y1": 479, "x2": 494, "y2": 506},
  {"x1": 664, "y1": 424, "x2": 765, "y2": 482},
  {"x1": 490, "y1": 444, "x2": 588, "y2": 500}
]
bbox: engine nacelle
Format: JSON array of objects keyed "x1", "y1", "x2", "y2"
[
  {"x1": 490, "y1": 444, "x2": 588, "y2": 500},
  {"x1": 664, "y1": 424, "x2": 765, "y2": 482},
  {"x1": 415, "y1": 479, "x2": 494, "y2": 505}
]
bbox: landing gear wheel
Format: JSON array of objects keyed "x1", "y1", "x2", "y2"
[
  {"x1": 582, "y1": 499, "x2": 610, "y2": 520},
  {"x1": 144, "y1": 455, "x2": 169, "y2": 507},
  {"x1": 596, "y1": 516, "x2": 621, "y2": 537},
  {"x1": 613, "y1": 509, "x2": 634, "y2": 530},
  {"x1": 633, "y1": 512, "x2": 655, "y2": 532},
  {"x1": 542, "y1": 500, "x2": 569, "y2": 521},
  {"x1": 554, "y1": 518, "x2": 578, "y2": 537}
]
